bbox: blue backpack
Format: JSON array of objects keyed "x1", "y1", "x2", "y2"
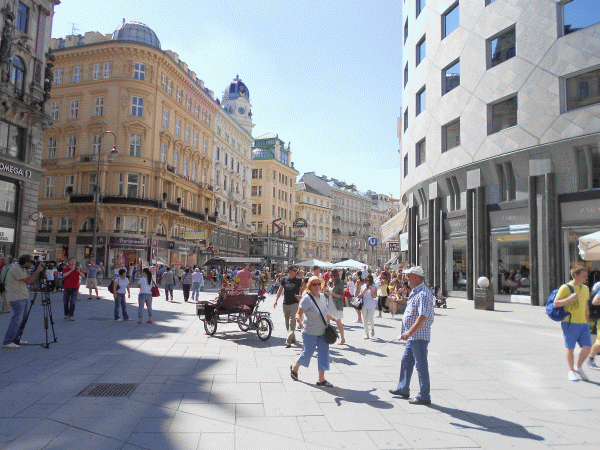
[{"x1": 546, "y1": 284, "x2": 574, "y2": 321}]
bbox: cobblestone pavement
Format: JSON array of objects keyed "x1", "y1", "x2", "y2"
[{"x1": 0, "y1": 284, "x2": 599, "y2": 449}]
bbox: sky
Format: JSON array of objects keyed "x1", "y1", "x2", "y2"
[{"x1": 50, "y1": 0, "x2": 403, "y2": 198}]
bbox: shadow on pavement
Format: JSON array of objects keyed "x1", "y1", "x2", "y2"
[{"x1": 430, "y1": 404, "x2": 544, "y2": 440}]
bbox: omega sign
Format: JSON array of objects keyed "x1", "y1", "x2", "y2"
[{"x1": 0, "y1": 163, "x2": 32, "y2": 178}]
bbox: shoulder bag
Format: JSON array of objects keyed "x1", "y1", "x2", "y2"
[
  {"x1": 151, "y1": 280, "x2": 160, "y2": 297},
  {"x1": 308, "y1": 293, "x2": 339, "y2": 344}
]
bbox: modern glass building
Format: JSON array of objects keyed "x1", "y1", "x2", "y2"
[{"x1": 400, "y1": 0, "x2": 600, "y2": 305}]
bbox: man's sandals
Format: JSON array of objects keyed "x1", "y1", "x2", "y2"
[
  {"x1": 290, "y1": 365, "x2": 298, "y2": 381},
  {"x1": 316, "y1": 380, "x2": 333, "y2": 387}
]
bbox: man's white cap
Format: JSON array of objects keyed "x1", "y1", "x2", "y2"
[{"x1": 403, "y1": 266, "x2": 425, "y2": 277}]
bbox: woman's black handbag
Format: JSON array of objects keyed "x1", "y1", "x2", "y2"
[
  {"x1": 350, "y1": 297, "x2": 363, "y2": 310},
  {"x1": 308, "y1": 293, "x2": 339, "y2": 345}
]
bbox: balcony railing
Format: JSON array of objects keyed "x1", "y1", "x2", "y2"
[
  {"x1": 70, "y1": 194, "x2": 94, "y2": 203},
  {"x1": 166, "y1": 202, "x2": 180, "y2": 212},
  {"x1": 181, "y1": 208, "x2": 205, "y2": 221},
  {"x1": 79, "y1": 154, "x2": 98, "y2": 163},
  {"x1": 102, "y1": 196, "x2": 160, "y2": 208},
  {"x1": 208, "y1": 215, "x2": 217, "y2": 223}
]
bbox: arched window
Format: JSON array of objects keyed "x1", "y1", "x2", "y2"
[
  {"x1": 80, "y1": 218, "x2": 96, "y2": 232},
  {"x1": 156, "y1": 223, "x2": 166, "y2": 237},
  {"x1": 9, "y1": 56, "x2": 25, "y2": 94}
]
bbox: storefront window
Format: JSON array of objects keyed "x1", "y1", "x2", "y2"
[
  {"x1": 446, "y1": 239, "x2": 466, "y2": 291},
  {"x1": 564, "y1": 228, "x2": 600, "y2": 285},
  {"x1": 490, "y1": 232, "x2": 530, "y2": 296},
  {"x1": 0, "y1": 179, "x2": 17, "y2": 213}
]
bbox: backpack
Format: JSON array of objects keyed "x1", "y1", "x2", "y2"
[
  {"x1": 107, "y1": 279, "x2": 115, "y2": 294},
  {"x1": 546, "y1": 284, "x2": 574, "y2": 321},
  {"x1": 589, "y1": 282, "x2": 600, "y2": 320}
]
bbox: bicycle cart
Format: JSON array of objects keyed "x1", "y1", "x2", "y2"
[{"x1": 196, "y1": 289, "x2": 273, "y2": 341}]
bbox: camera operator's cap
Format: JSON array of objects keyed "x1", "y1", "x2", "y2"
[
  {"x1": 403, "y1": 266, "x2": 425, "y2": 277},
  {"x1": 19, "y1": 254, "x2": 34, "y2": 265}
]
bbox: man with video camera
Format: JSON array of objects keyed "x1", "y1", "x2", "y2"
[{"x1": 2, "y1": 254, "x2": 44, "y2": 349}]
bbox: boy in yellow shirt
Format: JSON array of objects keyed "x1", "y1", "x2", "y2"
[{"x1": 554, "y1": 266, "x2": 591, "y2": 381}]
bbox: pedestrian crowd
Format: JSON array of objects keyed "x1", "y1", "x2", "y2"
[{"x1": 2, "y1": 253, "x2": 600, "y2": 406}]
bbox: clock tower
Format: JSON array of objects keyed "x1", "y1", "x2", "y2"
[{"x1": 221, "y1": 75, "x2": 254, "y2": 135}]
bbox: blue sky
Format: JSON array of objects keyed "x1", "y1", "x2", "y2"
[{"x1": 51, "y1": 0, "x2": 403, "y2": 197}]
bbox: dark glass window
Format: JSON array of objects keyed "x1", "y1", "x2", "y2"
[
  {"x1": 404, "y1": 63, "x2": 409, "y2": 87},
  {"x1": 490, "y1": 96, "x2": 518, "y2": 134},
  {"x1": 489, "y1": 27, "x2": 516, "y2": 68},
  {"x1": 403, "y1": 154, "x2": 409, "y2": 178},
  {"x1": 443, "y1": 60, "x2": 460, "y2": 94},
  {"x1": 404, "y1": 19, "x2": 408, "y2": 44},
  {"x1": 442, "y1": 120, "x2": 460, "y2": 152},
  {"x1": 403, "y1": 108, "x2": 408, "y2": 132},
  {"x1": 566, "y1": 67, "x2": 600, "y2": 111},
  {"x1": 417, "y1": 0, "x2": 427, "y2": 17},
  {"x1": 563, "y1": 0, "x2": 600, "y2": 35},
  {"x1": 0, "y1": 120, "x2": 26, "y2": 160},
  {"x1": 416, "y1": 36, "x2": 426, "y2": 66},
  {"x1": 16, "y1": 2, "x2": 29, "y2": 33},
  {"x1": 416, "y1": 139, "x2": 426, "y2": 167},
  {"x1": 9, "y1": 57, "x2": 25, "y2": 93},
  {"x1": 416, "y1": 87, "x2": 426, "y2": 116},
  {"x1": 443, "y1": 3, "x2": 460, "y2": 38}
]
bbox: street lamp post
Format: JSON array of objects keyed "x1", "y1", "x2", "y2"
[{"x1": 92, "y1": 131, "x2": 118, "y2": 262}]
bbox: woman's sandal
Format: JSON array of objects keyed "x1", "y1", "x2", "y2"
[
  {"x1": 290, "y1": 365, "x2": 298, "y2": 381},
  {"x1": 316, "y1": 380, "x2": 333, "y2": 387}
]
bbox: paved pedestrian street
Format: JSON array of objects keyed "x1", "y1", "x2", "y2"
[{"x1": 1, "y1": 285, "x2": 599, "y2": 450}]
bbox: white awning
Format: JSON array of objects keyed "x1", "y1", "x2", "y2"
[{"x1": 381, "y1": 209, "x2": 408, "y2": 244}]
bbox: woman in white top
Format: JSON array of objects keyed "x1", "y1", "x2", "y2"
[
  {"x1": 137, "y1": 268, "x2": 153, "y2": 324},
  {"x1": 352, "y1": 271, "x2": 364, "y2": 324},
  {"x1": 359, "y1": 274, "x2": 377, "y2": 339}
]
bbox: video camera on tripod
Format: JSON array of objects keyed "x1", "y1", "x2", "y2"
[{"x1": 13, "y1": 258, "x2": 57, "y2": 348}]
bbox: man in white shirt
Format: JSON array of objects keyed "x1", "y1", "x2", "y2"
[{"x1": 2, "y1": 255, "x2": 44, "y2": 349}]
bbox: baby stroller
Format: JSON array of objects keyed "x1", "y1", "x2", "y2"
[{"x1": 433, "y1": 286, "x2": 447, "y2": 308}]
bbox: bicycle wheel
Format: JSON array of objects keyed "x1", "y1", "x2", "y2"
[
  {"x1": 256, "y1": 317, "x2": 272, "y2": 341},
  {"x1": 238, "y1": 313, "x2": 251, "y2": 332},
  {"x1": 204, "y1": 316, "x2": 217, "y2": 335}
]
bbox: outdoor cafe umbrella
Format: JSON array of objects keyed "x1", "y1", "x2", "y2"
[
  {"x1": 334, "y1": 259, "x2": 367, "y2": 269},
  {"x1": 578, "y1": 231, "x2": 600, "y2": 261},
  {"x1": 295, "y1": 259, "x2": 335, "y2": 268}
]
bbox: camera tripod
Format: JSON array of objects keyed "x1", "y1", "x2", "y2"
[{"x1": 13, "y1": 282, "x2": 57, "y2": 349}]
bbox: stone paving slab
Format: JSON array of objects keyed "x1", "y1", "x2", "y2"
[{"x1": 1, "y1": 284, "x2": 600, "y2": 449}]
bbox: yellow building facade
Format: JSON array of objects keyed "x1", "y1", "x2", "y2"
[
  {"x1": 249, "y1": 133, "x2": 298, "y2": 270},
  {"x1": 294, "y1": 182, "x2": 333, "y2": 262},
  {"x1": 35, "y1": 23, "x2": 219, "y2": 268}
]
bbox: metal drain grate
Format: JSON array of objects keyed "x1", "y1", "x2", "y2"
[{"x1": 77, "y1": 383, "x2": 138, "y2": 397}]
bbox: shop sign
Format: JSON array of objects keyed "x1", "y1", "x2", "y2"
[
  {"x1": 444, "y1": 216, "x2": 467, "y2": 236},
  {"x1": 388, "y1": 242, "x2": 399, "y2": 252},
  {"x1": 0, "y1": 163, "x2": 32, "y2": 178},
  {"x1": 175, "y1": 243, "x2": 194, "y2": 253},
  {"x1": 0, "y1": 227, "x2": 14, "y2": 243},
  {"x1": 489, "y1": 207, "x2": 528, "y2": 229},
  {"x1": 400, "y1": 232, "x2": 409, "y2": 251},
  {"x1": 109, "y1": 237, "x2": 149, "y2": 248},
  {"x1": 183, "y1": 231, "x2": 206, "y2": 240},
  {"x1": 561, "y1": 199, "x2": 600, "y2": 225},
  {"x1": 168, "y1": 241, "x2": 175, "y2": 250},
  {"x1": 293, "y1": 218, "x2": 308, "y2": 228}
]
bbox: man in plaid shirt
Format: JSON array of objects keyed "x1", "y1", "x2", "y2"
[{"x1": 389, "y1": 266, "x2": 435, "y2": 405}]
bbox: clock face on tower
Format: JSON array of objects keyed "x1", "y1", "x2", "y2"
[{"x1": 238, "y1": 107, "x2": 246, "y2": 115}]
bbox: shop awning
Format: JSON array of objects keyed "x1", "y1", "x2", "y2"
[
  {"x1": 381, "y1": 209, "x2": 408, "y2": 244},
  {"x1": 203, "y1": 256, "x2": 263, "y2": 266}
]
